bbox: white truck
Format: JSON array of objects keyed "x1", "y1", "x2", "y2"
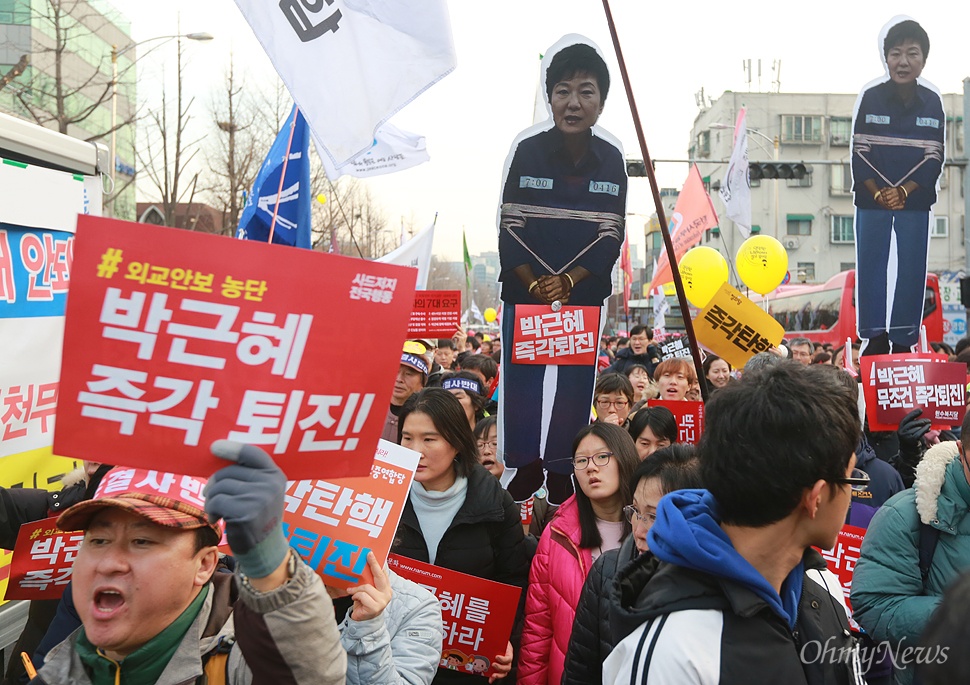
[{"x1": 0, "y1": 111, "x2": 107, "y2": 668}]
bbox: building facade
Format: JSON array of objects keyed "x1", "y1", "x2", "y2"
[{"x1": 0, "y1": 0, "x2": 135, "y2": 219}]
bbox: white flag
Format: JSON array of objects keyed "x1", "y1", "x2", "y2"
[
  {"x1": 377, "y1": 222, "x2": 435, "y2": 289},
  {"x1": 470, "y1": 301, "x2": 484, "y2": 325},
  {"x1": 233, "y1": 0, "x2": 456, "y2": 168},
  {"x1": 652, "y1": 286, "x2": 668, "y2": 338},
  {"x1": 320, "y1": 122, "x2": 430, "y2": 179},
  {"x1": 718, "y1": 108, "x2": 751, "y2": 239}
]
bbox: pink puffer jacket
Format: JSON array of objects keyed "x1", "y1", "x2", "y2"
[{"x1": 517, "y1": 495, "x2": 591, "y2": 685}]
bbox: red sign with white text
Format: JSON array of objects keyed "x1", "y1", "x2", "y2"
[
  {"x1": 283, "y1": 440, "x2": 418, "y2": 590},
  {"x1": 860, "y1": 354, "x2": 965, "y2": 431},
  {"x1": 54, "y1": 216, "x2": 416, "y2": 480},
  {"x1": 408, "y1": 290, "x2": 461, "y2": 338},
  {"x1": 647, "y1": 400, "x2": 705, "y2": 444},
  {"x1": 387, "y1": 554, "x2": 521, "y2": 678},
  {"x1": 512, "y1": 305, "x2": 599, "y2": 365},
  {"x1": 5, "y1": 517, "x2": 83, "y2": 600},
  {"x1": 818, "y1": 524, "x2": 866, "y2": 625}
]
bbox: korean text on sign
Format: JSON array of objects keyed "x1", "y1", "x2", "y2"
[
  {"x1": 387, "y1": 554, "x2": 522, "y2": 679},
  {"x1": 409, "y1": 290, "x2": 462, "y2": 338},
  {"x1": 282, "y1": 440, "x2": 419, "y2": 589},
  {"x1": 6, "y1": 516, "x2": 84, "y2": 601},
  {"x1": 860, "y1": 355, "x2": 967, "y2": 432},
  {"x1": 695, "y1": 282, "x2": 784, "y2": 370},
  {"x1": 647, "y1": 400, "x2": 705, "y2": 445},
  {"x1": 817, "y1": 524, "x2": 866, "y2": 626},
  {"x1": 512, "y1": 305, "x2": 600, "y2": 366},
  {"x1": 55, "y1": 215, "x2": 418, "y2": 481}
]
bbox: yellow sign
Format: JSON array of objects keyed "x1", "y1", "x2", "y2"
[{"x1": 695, "y1": 282, "x2": 784, "y2": 369}]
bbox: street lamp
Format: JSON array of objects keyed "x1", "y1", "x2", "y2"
[
  {"x1": 109, "y1": 32, "x2": 214, "y2": 198},
  {"x1": 710, "y1": 122, "x2": 781, "y2": 238}
]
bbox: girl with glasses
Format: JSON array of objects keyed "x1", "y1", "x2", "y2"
[{"x1": 518, "y1": 424, "x2": 638, "y2": 685}]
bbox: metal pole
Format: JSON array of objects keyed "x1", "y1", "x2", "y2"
[
  {"x1": 267, "y1": 107, "x2": 300, "y2": 245},
  {"x1": 773, "y1": 135, "x2": 780, "y2": 238},
  {"x1": 110, "y1": 44, "x2": 117, "y2": 201},
  {"x1": 600, "y1": 0, "x2": 709, "y2": 401},
  {"x1": 963, "y1": 78, "x2": 970, "y2": 326}
]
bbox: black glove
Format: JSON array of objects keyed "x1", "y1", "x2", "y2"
[
  {"x1": 205, "y1": 440, "x2": 288, "y2": 579},
  {"x1": 897, "y1": 409, "x2": 931, "y2": 449}
]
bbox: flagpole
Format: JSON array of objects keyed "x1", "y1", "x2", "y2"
[
  {"x1": 600, "y1": 0, "x2": 708, "y2": 402},
  {"x1": 268, "y1": 106, "x2": 300, "y2": 245}
]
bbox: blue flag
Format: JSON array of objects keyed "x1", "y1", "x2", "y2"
[{"x1": 237, "y1": 105, "x2": 312, "y2": 248}]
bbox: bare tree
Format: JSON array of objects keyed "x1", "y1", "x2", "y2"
[
  {"x1": 313, "y1": 175, "x2": 394, "y2": 258},
  {"x1": 0, "y1": 55, "x2": 29, "y2": 93},
  {"x1": 11, "y1": 0, "x2": 134, "y2": 138},
  {"x1": 205, "y1": 57, "x2": 261, "y2": 235},
  {"x1": 138, "y1": 35, "x2": 202, "y2": 227}
]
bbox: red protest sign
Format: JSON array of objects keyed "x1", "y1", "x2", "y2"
[
  {"x1": 387, "y1": 554, "x2": 522, "y2": 678},
  {"x1": 647, "y1": 400, "x2": 705, "y2": 444},
  {"x1": 6, "y1": 516, "x2": 83, "y2": 601},
  {"x1": 512, "y1": 305, "x2": 599, "y2": 365},
  {"x1": 818, "y1": 524, "x2": 866, "y2": 626},
  {"x1": 283, "y1": 439, "x2": 418, "y2": 589},
  {"x1": 860, "y1": 354, "x2": 966, "y2": 432},
  {"x1": 409, "y1": 290, "x2": 461, "y2": 338},
  {"x1": 54, "y1": 216, "x2": 416, "y2": 480}
]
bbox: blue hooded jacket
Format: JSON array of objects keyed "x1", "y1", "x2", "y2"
[{"x1": 647, "y1": 488, "x2": 804, "y2": 630}]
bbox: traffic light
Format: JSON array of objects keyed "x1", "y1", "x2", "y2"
[
  {"x1": 748, "y1": 162, "x2": 812, "y2": 180},
  {"x1": 626, "y1": 160, "x2": 647, "y2": 177}
]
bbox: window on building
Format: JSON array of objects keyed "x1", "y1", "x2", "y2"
[
  {"x1": 831, "y1": 164, "x2": 852, "y2": 195},
  {"x1": 830, "y1": 216, "x2": 854, "y2": 244},
  {"x1": 830, "y1": 118, "x2": 852, "y2": 146},
  {"x1": 787, "y1": 173, "x2": 812, "y2": 188},
  {"x1": 787, "y1": 217, "x2": 812, "y2": 236},
  {"x1": 932, "y1": 216, "x2": 948, "y2": 238},
  {"x1": 840, "y1": 262, "x2": 856, "y2": 272},
  {"x1": 704, "y1": 229, "x2": 711, "y2": 243},
  {"x1": 782, "y1": 115, "x2": 823, "y2": 144},
  {"x1": 797, "y1": 262, "x2": 816, "y2": 282},
  {"x1": 697, "y1": 130, "x2": 711, "y2": 158}
]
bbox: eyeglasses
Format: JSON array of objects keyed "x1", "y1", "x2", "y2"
[
  {"x1": 834, "y1": 469, "x2": 870, "y2": 493},
  {"x1": 572, "y1": 451, "x2": 613, "y2": 470},
  {"x1": 476, "y1": 440, "x2": 497, "y2": 452},
  {"x1": 622, "y1": 505, "x2": 657, "y2": 526},
  {"x1": 595, "y1": 398, "x2": 629, "y2": 409}
]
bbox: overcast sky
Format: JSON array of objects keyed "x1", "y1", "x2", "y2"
[{"x1": 109, "y1": 0, "x2": 970, "y2": 261}]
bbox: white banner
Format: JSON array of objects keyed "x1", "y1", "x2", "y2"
[
  {"x1": 376, "y1": 222, "x2": 435, "y2": 289},
  {"x1": 320, "y1": 122, "x2": 430, "y2": 179},
  {"x1": 233, "y1": 0, "x2": 456, "y2": 168},
  {"x1": 719, "y1": 108, "x2": 751, "y2": 238}
]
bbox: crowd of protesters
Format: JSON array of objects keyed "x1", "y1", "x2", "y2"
[{"x1": 3, "y1": 320, "x2": 970, "y2": 685}]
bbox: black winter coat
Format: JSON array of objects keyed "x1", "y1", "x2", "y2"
[
  {"x1": 392, "y1": 463, "x2": 535, "y2": 684},
  {"x1": 561, "y1": 534, "x2": 639, "y2": 685}
]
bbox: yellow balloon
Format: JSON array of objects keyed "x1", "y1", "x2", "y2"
[
  {"x1": 483, "y1": 307, "x2": 498, "y2": 323},
  {"x1": 735, "y1": 236, "x2": 790, "y2": 295},
  {"x1": 316, "y1": 194, "x2": 327, "y2": 204},
  {"x1": 678, "y1": 246, "x2": 729, "y2": 308}
]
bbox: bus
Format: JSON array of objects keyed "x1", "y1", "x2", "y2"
[{"x1": 767, "y1": 270, "x2": 944, "y2": 346}]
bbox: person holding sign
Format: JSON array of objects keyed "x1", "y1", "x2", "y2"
[
  {"x1": 34, "y1": 442, "x2": 346, "y2": 685},
  {"x1": 497, "y1": 37, "x2": 627, "y2": 505},
  {"x1": 518, "y1": 424, "x2": 638, "y2": 685},
  {"x1": 393, "y1": 389, "x2": 533, "y2": 683},
  {"x1": 328, "y1": 552, "x2": 445, "y2": 685},
  {"x1": 852, "y1": 18, "x2": 945, "y2": 356}
]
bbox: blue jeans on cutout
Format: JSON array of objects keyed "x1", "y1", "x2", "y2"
[{"x1": 854, "y1": 208, "x2": 930, "y2": 348}]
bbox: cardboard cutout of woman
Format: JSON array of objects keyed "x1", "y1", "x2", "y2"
[
  {"x1": 496, "y1": 37, "x2": 627, "y2": 503},
  {"x1": 852, "y1": 17, "x2": 945, "y2": 355}
]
